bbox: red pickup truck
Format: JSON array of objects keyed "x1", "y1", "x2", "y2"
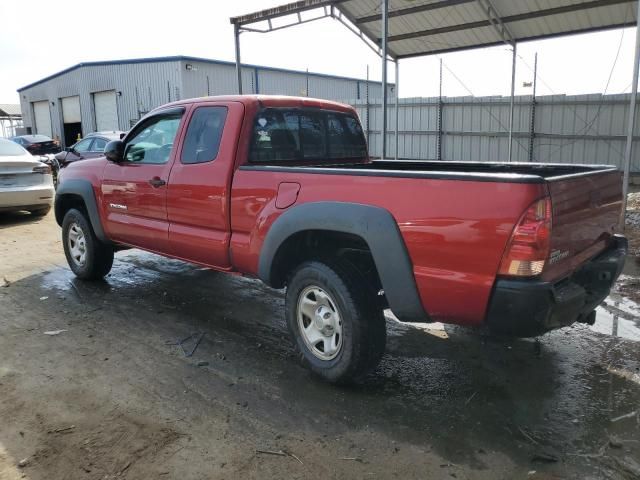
[{"x1": 55, "y1": 95, "x2": 627, "y2": 383}]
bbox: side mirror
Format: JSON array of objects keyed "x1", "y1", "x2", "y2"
[
  {"x1": 105, "y1": 140, "x2": 125, "y2": 162},
  {"x1": 119, "y1": 132, "x2": 126, "y2": 140},
  {"x1": 64, "y1": 146, "x2": 72, "y2": 152}
]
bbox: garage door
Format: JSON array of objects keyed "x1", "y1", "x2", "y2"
[
  {"x1": 61, "y1": 96, "x2": 81, "y2": 123},
  {"x1": 93, "y1": 91, "x2": 118, "y2": 131},
  {"x1": 33, "y1": 101, "x2": 52, "y2": 137}
]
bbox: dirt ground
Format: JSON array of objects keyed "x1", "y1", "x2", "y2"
[{"x1": 0, "y1": 213, "x2": 639, "y2": 480}]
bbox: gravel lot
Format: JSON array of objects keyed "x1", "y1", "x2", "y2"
[{"x1": 0, "y1": 212, "x2": 639, "y2": 480}]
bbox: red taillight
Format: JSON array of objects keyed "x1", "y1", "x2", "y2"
[
  {"x1": 32, "y1": 165, "x2": 51, "y2": 174},
  {"x1": 498, "y1": 197, "x2": 552, "y2": 277}
]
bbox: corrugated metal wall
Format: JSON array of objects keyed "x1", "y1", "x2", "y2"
[
  {"x1": 180, "y1": 62, "x2": 256, "y2": 98},
  {"x1": 351, "y1": 94, "x2": 640, "y2": 171},
  {"x1": 19, "y1": 58, "x2": 387, "y2": 147},
  {"x1": 19, "y1": 59, "x2": 638, "y2": 171},
  {"x1": 179, "y1": 60, "x2": 385, "y2": 100},
  {"x1": 19, "y1": 61, "x2": 183, "y2": 142}
]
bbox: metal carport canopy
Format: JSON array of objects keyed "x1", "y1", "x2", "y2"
[
  {"x1": 230, "y1": 0, "x2": 640, "y2": 225},
  {"x1": 232, "y1": 0, "x2": 637, "y2": 59}
]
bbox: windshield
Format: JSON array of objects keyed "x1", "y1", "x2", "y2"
[{"x1": 0, "y1": 139, "x2": 28, "y2": 156}]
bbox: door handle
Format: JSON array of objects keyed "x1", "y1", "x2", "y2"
[{"x1": 149, "y1": 177, "x2": 166, "y2": 188}]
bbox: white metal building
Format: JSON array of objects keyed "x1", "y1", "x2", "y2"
[{"x1": 17, "y1": 55, "x2": 391, "y2": 147}]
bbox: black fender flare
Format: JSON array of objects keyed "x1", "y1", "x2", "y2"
[
  {"x1": 55, "y1": 179, "x2": 109, "y2": 243},
  {"x1": 258, "y1": 201, "x2": 428, "y2": 323}
]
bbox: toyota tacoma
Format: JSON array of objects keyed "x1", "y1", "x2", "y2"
[{"x1": 54, "y1": 95, "x2": 627, "y2": 383}]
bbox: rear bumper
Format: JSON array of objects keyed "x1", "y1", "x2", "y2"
[
  {"x1": 486, "y1": 235, "x2": 628, "y2": 337},
  {"x1": 0, "y1": 185, "x2": 55, "y2": 211}
]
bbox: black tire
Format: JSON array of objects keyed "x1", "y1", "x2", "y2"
[
  {"x1": 285, "y1": 260, "x2": 386, "y2": 384},
  {"x1": 29, "y1": 205, "x2": 51, "y2": 217},
  {"x1": 62, "y1": 208, "x2": 114, "y2": 280}
]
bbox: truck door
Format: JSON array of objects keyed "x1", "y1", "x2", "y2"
[
  {"x1": 101, "y1": 107, "x2": 186, "y2": 253},
  {"x1": 166, "y1": 101, "x2": 244, "y2": 268}
]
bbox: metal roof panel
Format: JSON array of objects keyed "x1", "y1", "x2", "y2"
[
  {"x1": 0, "y1": 104, "x2": 21, "y2": 117},
  {"x1": 232, "y1": 0, "x2": 637, "y2": 58}
]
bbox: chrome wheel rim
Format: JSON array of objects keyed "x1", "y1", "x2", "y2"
[
  {"x1": 297, "y1": 286, "x2": 343, "y2": 360},
  {"x1": 67, "y1": 222, "x2": 87, "y2": 267}
]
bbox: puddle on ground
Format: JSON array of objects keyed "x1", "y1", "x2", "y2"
[
  {"x1": 594, "y1": 261, "x2": 640, "y2": 341},
  {"x1": 41, "y1": 250, "x2": 640, "y2": 346},
  {"x1": 593, "y1": 307, "x2": 640, "y2": 341},
  {"x1": 594, "y1": 298, "x2": 640, "y2": 341},
  {"x1": 40, "y1": 251, "x2": 198, "y2": 294}
]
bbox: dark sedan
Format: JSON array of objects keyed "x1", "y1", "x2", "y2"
[
  {"x1": 54, "y1": 131, "x2": 124, "y2": 166},
  {"x1": 10, "y1": 135, "x2": 61, "y2": 155}
]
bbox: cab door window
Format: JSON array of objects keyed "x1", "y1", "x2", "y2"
[{"x1": 124, "y1": 112, "x2": 183, "y2": 164}]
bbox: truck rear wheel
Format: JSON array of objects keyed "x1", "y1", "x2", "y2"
[
  {"x1": 62, "y1": 208, "x2": 114, "y2": 280},
  {"x1": 285, "y1": 260, "x2": 386, "y2": 384}
]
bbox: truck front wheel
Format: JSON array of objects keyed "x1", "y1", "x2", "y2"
[
  {"x1": 62, "y1": 208, "x2": 114, "y2": 280},
  {"x1": 285, "y1": 260, "x2": 386, "y2": 384}
]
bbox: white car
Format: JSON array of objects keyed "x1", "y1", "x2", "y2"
[{"x1": 0, "y1": 138, "x2": 55, "y2": 216}]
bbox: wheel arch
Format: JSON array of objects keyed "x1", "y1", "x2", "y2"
[
  {"x1": 258, "y1": 202, "x2": 428, "y2": 322},
  {"x1": 55, "y1": 179, "x2": 109, "y2": 243}
]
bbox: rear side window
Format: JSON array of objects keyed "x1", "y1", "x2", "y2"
[
  {"x1": 181, "y1": 107, "x2": 227, "y2": 164},
  {"x1": 249, "y1": 108, "x2": 366, "y2": 163}
]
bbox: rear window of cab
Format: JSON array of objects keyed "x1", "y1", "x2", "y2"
[{"x1": 249, "y1": 108, "x2": 367, "y2": 163}]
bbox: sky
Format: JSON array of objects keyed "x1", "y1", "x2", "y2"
[{"x1": 0, "y1": 0, "x2": 638, "y2": 104}]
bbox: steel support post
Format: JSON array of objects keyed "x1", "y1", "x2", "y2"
[
  {"x1": 381, "y1": 0, "x2": 389, "y2": 159},
  {"x1": 394, "y1": 60, "x2": 399, "y2": 159},
  {"x1": 621, "y1": 0, "x2": 640, "y2": 228},
  {"x1": 234, "y1": 24, "x2": 243, "y2": 95},
  {"x1": 438, "y1": 58, "x2": 443, "y2": 161},
  {"x1": 528, "y1": 52, "x2": 538, "y2": 162},
  {"x1": 508, "y1": 43, "x2": 517, "y2": 162},
  {"x1": 366, "y1": 65, "x2": 370, "y2": 146}
]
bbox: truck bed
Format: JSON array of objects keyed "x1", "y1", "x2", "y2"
[{"x1": 236, "y1": 157, "x2": 622, "y2": 315}]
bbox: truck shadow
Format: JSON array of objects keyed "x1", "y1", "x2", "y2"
[{"x1": 1, "y1": 250, "x2": 638, "y2": 478}]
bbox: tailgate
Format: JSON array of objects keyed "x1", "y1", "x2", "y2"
[{"x1": 544, "y1": 169, "x2": 622, "y2": 280}]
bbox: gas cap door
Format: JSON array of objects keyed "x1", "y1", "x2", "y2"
[{"x1": 275, "y1": 182, "x2": 301, "y2": 209}]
